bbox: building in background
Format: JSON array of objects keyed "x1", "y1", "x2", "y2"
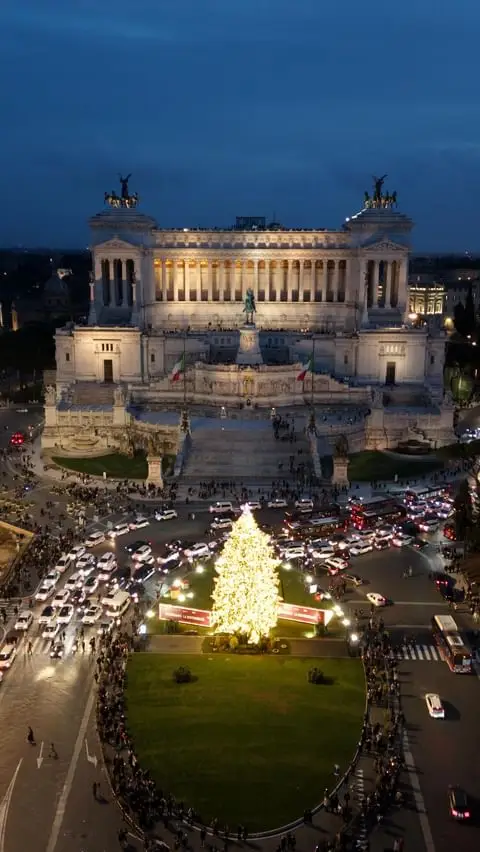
[{"x1": 408, "y1": 273, "x2": 445, "y2": 316}]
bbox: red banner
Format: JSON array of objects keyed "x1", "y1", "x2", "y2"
[
  {"x1": 278, "y1": 602, "x2": 325, "y2": 624},
  {"x1": 158, "y1": 604, "x2": 212, "y2": 627},
  {"x1": 158, "y1": 602, "x2": 325, "y2": 628}
]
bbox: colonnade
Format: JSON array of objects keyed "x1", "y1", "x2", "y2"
[
  {"x1": 152, "y1": 258, "x2": 348, "y2": 304},
  {"x1": 98, "y1": 258, "x2": 137, "y2": 308},
  {"x1": 363, "y1": 258, "x2": 407, "y2": 310}
]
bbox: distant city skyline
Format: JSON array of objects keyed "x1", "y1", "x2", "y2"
[{"x1": 1, "y1": 1, "x2": 479, "y2": 250}]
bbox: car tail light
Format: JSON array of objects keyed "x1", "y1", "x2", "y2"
[
  {"x1": 451, "y1": 809, "x2": 458, "y2": 816},
  {"x1": 464, "y1": 811, "x2": 470, "y2": 818}
]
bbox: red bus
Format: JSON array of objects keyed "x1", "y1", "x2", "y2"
[
  {"x1": 431, "y1": 614, "x2": 472, "y2": 674},
  {"x1": 350, "y1": 498, "x2": 406, "y2": 531},
  {"x1": 284, "y1": 515, "x2": 347, "y2": 540}
]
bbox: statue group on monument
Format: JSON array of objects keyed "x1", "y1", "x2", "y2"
[
  {"x1": 363, "y1": 174, "x2": 397, "y2": 210},
  {"x1": 105, "y1": 173, "x2": 139, "y2": 209}
]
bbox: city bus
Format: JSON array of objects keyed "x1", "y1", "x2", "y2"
[
  {"x1": 350, "y1": 498, "x2": 406, "y2": 531},
  {"x1": 284, "y1": 515, "x2": 347, "y2": 540},
  {"x1": 403, "y1": 485, "x2": 451, "y2": 505},
  {"x1": 431, "y1": 614, "x2": 472, "y2": 673}
]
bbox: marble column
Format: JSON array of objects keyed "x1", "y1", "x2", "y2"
[
  {"x1": 264, "y1": 261, "x2": 270, "y2": 300},
  {"x1": 333, "y1": 261, "x2": 340, "y2": 301},
  {"x1": 219, "y1": 261, "x2": 225, "y2": 301},
  {"x1": 384, "y1": 261, "x2": 391, "y2": 307},
  {"x1": 298, "y1": 260, "x2": 305, "y2": 302},
  {"x1": 122, "y1": 260, "x2": 129, "y2": 307},
  {"x1": 286, "y1": 260, "x2": 292, "y2": 301},
  {"x1": 184, "y1": 259, "x2": 190, "y2": 302},
  {"x1": 360, "y1": 258, "x2": 369, "y2": 325},
  {"x1": 252, "y1": 260, "x2": 259, "y2": 302},
  {"x1": 161, "y1": 260, "x2": 167, "y2": 303},
  {"x1": 207, "y1": 261, "x2": 213, "y2": 301},
  {"x1": 323, "y1": 260, "x2": 328, "y2": 298},
  {"x1": 311, "y1": 261, "x2": 316, "y2": 297}
]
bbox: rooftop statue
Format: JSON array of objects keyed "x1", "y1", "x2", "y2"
[
  {"x1": 243, "y1": 288, "x2": 256, "y2": 325},
  {"x1": 104, "y1": 175, "x2": 139, "y2": 209}
]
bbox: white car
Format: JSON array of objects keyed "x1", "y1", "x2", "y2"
[
  {"x1": 52, "y1": 589, "x2": 71, "y2": 608},
  {"x1": 97, "y1": 618, "x2": 115, "y2": 635},
  {"x1": 129, "y1": 515, "x2": 150, "y2": 530},
  {"x1": 392, "y1": 533, "x2": 413, "y2": 547},
  {"x1": 324, "y1": 557, "x2": 349, "y2": 575},
  {"x1": 77, "y1": 554, "x2": 96, "y2": 576},
  {"x1": 68, "y1": 544, "x2": 86, "y2": 561},
  {"x1": 366, "y1": 592, "x2": 387, "y2": 607},
  {"x1": 55, "y1": 554, "x2": 71, "y2": 574},
  {"x1": 267, "y1": 498, "x2": 288, "y2": 509},
  {"x1": 35, "y1": 584, "x2": 55, "y2": 602},
  {"x1": 344, "y1": 534, "x2": 360, "y2": 545},
  {"x1": 85, "y1": 531, "x2": 106, "y2": 548},
  {"x1": 310, "y1": 547, "x2": 335, "y2": 561},
  {"x1": 82, "y1": 605, "x2": 103, "y2": 625},
  {"x1": 0, "y1": 643, "x2": 17, "y2": 669},
  {"x1": 44, "y1": 569, "x2": 61, "y2": 588},
  {"x1": 425, "y1": 693, "x2": 445, "y2": 719},
  {"x1": 282, "y1": 546, "x2": 305, "y2": 561},
  {"x1": 184, "y1": 542, "x2": 211, "y2": 560},
  {"x1": 241, "y1": 501, "x2": 262, "y2": 511},
  {"x1": 65, "y1": 571, "x2": 84, "y2": 591},
  {"x1": 57, "y1": 604, "x2": 74, "y2": 625},
  {"x1": 42, "y1": 622, "x2": 60, "y2": 641},
  {"x1": 295, "y1": 498, "x2": 314, "y2": 512},
  {"x1": 375, "y1": 529, "x2": 393, "y2": 542},
  {"x1": 97, "y1": 552, "x2": 117, "y2": 579},
  {"x1": 350, "y1": 543, "x2": 373, "y2": 556},
  {"x1": 131, "y1": 544, "x2": 153, "y2": 562},
  {"x1": 38, "y1": 606, "x2": 56, "y2": 626},
  {"x1": 109, "y1": 522, "x2": 130, "y2": 539},
  {"x1": 83, "y1": 575, "x2": 99, "y2": 595},
  {"x1": 155, "y1": 509, "x2": 178, "y2": 522},
  {"x1": 210, "y1": 518, "x2": 233, "y2": 531},
  {"x1": 14, "y1": 611, "x2": 33, "y2": 631}
]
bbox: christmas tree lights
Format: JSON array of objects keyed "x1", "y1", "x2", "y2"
[{"x1": 211, "y1": 509, "x2": 280, "y2": 643}]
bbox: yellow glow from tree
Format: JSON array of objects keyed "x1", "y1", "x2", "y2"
[{"x1": 211, "y1": 509, "x2": 280, "y2": 643}]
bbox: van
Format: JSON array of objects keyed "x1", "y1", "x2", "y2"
[
  {"x1": 102, "y1": 589, "x2": 131, "y2": 619},
  {"x1": 0, "y1": 642, "x2": 17, "y2": 669},
  {"x1": 209, "y1": 501, "x2": 234, "y2": 514},
  {"x1": 85, "y1": 531, "x2": 106, "y2": 548}
]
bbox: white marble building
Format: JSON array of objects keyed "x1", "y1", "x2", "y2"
[{"x1": 43, "y1": 181, "x2": 455, "y2": 458}]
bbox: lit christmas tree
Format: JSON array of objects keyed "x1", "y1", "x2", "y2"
[{"x1": 211, "y1": 509, "x2": 280, "y2": 643}]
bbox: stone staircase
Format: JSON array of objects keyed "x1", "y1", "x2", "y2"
[
  {"x1": 72, "y1": 382, "x2": 114, "y2": 406},
  {"x1": 181, "y1": 418, "x2": 312, "y2": 482}
]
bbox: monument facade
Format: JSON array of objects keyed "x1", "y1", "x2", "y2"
[{"x1": 42, "y1": 175, "x2": 455, "y2": 456}]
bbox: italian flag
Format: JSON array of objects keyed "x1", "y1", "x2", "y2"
[
  {"x1": 171, "y1": 353, "x2": 185, "y2": 382},
  {"x1": 297, "y1": 356, "x2": 313, "y2": 382}
]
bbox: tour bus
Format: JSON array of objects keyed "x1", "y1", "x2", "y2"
[
  {"x1": 284, "y1": 515, "x2": 347, "y2": 540},
  {"x1": 431, "y1": 614, "x2": 472, "y2": 673},
  {"x1": 403, "y1": 485, "x2": 451, "y2": 505},
  {"x1": 350, "y1": 498, "x2": 406, "y2": 531}
]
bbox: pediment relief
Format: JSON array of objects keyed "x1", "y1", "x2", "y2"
[
  {"x1": 364, "y1": 240, "x2": 406, "y2": 253},
  {"x1": 96, "y1": 236, "x2": 137, "y2": 251}
]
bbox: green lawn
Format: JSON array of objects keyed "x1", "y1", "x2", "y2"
[
  {"x1": 348, "y1": 450, "x2": 443, "y2": 482},
  {"x1": 53, "y1": 452, "x2": 150, "y2": 479},
  {"x1": 125, "y1": 654, "x2": 364, "y2": 831}
]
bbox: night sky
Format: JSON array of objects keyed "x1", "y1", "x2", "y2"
[{"x1": 1, "y1": 0, "x2": 477, "y2": 249}]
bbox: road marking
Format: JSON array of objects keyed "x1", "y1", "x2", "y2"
[
  {"x1": 0, "y1": 760, "x2": 22, "y2": 852},
  {"x1": 416, "y1": 646, "x2": 424, "y2": 660},
  {"x1": 85, "y1": 738, "x2": 98, "y2": 768},
  {"x1": 45, "y1": 682, "x2": 96, "y2": 852},
  {"x1": 37, "y1": 741, "x2": 44, "y2": 769},
  {"x1": 402, "y1": 730, "x2": 436, "y2": 852},
  {"x1": 423, "y1": 646, "x2": 431, "y2": 660}
]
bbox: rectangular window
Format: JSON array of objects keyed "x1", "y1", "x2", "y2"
[
  {"x1": 65, "y1": 352, "x2": 70, "y2": 362},
  {"x1": 150, "y1": 353, "x2": 155, "y2": 363},
  {"x1": 430, "y1": 355, "x2": 435, "y2": 365},
  {"x1": 344, "y1": 353, "x2": 348, "y2": 365}
]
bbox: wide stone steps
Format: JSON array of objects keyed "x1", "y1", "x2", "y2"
[
  {"x1": 72, "y1": 382, "x2": 114, "y2": 405},
  {"x1": 182, "y1": 420, "x2": 312, "y2": 480}
]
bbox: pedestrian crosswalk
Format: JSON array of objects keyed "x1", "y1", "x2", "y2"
[{"x1": 396, "y1": 644, "x2": 442, "y2": 662}]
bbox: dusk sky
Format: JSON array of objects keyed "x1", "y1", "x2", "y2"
[{"x1": 1, "y1": 0, "x2": 478, "y2": 249}]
